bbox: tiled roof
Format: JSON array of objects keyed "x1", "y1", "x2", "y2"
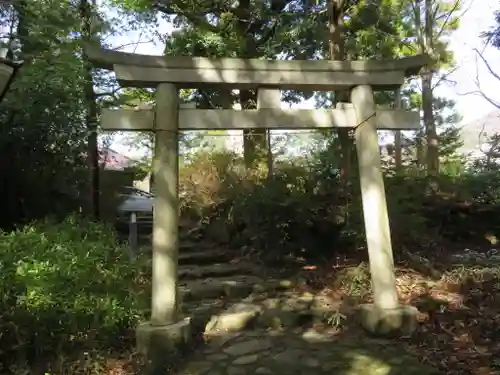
[{"x1": 99, "y1": 148, "x2": 134, "y2": 170}]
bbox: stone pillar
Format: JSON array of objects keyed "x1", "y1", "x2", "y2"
[
  {"x1": 136, "y1": 83, "x2": 190, "y2": 372},
  {"x1": 151, "y1": 82, "x2": 180, "y2": 325},
  {"x1": 351, "y1": 85, "x2": 417, "y2": 337}
]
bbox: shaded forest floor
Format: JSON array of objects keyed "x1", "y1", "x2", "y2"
[{"x1": 292, "y1": 261, "x2": 500, "y2": 375}]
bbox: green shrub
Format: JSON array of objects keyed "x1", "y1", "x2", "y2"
[
  {"x1": 179, "y1": 149, "x2": 500, "y2": 263},
  {"x1": 0, "y1": 216, "x2": 149, "y2": 371}
]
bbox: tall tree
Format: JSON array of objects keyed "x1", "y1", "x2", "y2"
[
  {"x1": 79, "y1": 0, "x2": 101, "y2": 219},
  {"x1": 316, "y1": 0, "x2": 412, "y2": 183},
  {"x1": 0, "y1": 0, "x2": 89, "y2": 227},
  {"x1": 405, "y1": 0, "x2": 462, "y2": 175},
  {"x1": 400, "y1": 91, "x2": 463, "y2": 172}
]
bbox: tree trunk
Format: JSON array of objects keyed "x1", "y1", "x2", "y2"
[
  {"x1": 422, "y1": 0, "x2": 438, "y2": 175},
  {"x1": 240, "y1": 89, "x2": 268, "y2": 170},
  {"x1": 79, "y1": 0, "x2": 100, "y2": 219},
  {"x1": 415, "y1": 129, "x2": 426, "y2": 170},
  {"x1": 236, "y1": 0, "x2": 268, "y2": 171},
  {"x1": 422, "y1": 66, "x2": 438, "y2": 175},
  {"x1": 328, "y1": 0, "x2": 351, "y2": 190},
  {"x1": 267, "y1": 129, "x2": 274, "y2": 179}
]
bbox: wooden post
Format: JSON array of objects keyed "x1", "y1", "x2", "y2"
[
  {"x1": 128, "y1": 212, "x2": 138, "y2": 261},
  {"x1": 351, "y1": 85, "x2": 399, "y2": 311},
  {"x1": 151, "y1": 83, "x2": 180, "y2": 325},
  {"x1": 257, "y1": 88, "x2": 281, "y2": 179},
  {"x1": 394, "y1": 88, "x2": 402, "y2": 171}
]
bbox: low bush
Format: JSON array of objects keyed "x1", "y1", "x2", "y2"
[
  {"x1": 0, "y1": 216, "x2": 149, "y2": 373},
  {"x1": 179, "y1": 150, "x2": 500, "y2": 263}
]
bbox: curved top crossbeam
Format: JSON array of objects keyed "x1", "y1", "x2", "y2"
[{"x1": 86, "y1": 45, "x2": 430, "y2": 91}]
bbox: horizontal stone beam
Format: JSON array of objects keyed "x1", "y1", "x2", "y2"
[
  {"x1": 86, "y1": 45, "x2": 430, "y2": 78},
  {"x1": 100, "y1": 107, "x2": 419, "y2": 131},
  {"x1": 101, "y1": 107, "x2": 154, "y2": 131},
  {"x1": 113, "y1": 64, "x2": 407, "y2": 90}
]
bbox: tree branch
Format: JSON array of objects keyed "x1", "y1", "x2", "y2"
[
  {"x1": 474, "y1": 48, "x2": 500, "y2": 82},
  {"x1": 409, "y1": 0, "x2": 425, "y2": 52},
  {"x1": 434, "y1": 0, "x2": 465, "y2": 41},
  {"x1": 256, "y1": 19, "x2": 279, "y2": 46},
  {"x1": 113, "y1": 39, "x2": 155, "y2": 51},
  {"x1": 95, "y1": 86, "x2": 121, "y2": 98},
  {"x1": 460, "y1": 49, "x2": 500, "y2": 109},
  {"x1": 152, "y1": 1, "x2": 225, "y2": 34},
  {"x1": 431, "y1": 65, "x2": 459, "y2": 90}
]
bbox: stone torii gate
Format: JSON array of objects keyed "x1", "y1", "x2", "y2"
[{"x1": 87, "y1": 46, "x2": 429, "y2": 354}]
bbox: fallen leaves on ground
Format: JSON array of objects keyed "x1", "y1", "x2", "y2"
[{"x1": 292, "y1": 255, "x2": 500, "y2": 375}]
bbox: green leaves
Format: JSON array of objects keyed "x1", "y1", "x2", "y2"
[
  {"x1": 482, "y1": 10, "x2": 500, "y2": 48},
  {"x1": 0, "y1": 216, "x2": 149, "y2": 368}
]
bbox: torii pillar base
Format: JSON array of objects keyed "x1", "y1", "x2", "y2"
[
  {"x1": 136, "y1": 318, "x2": 192, "y2": 374},
  {"x1": 358, "y1": 304, "x2": 418, "y2": 338}
]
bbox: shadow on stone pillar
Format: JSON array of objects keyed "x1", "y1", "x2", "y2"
[
  {"x1": 351, "y1": 84, "x2": 418, "y2": 338},
  {"x1": 135, "y1": 83, "x2": 192, "y2": 374}
]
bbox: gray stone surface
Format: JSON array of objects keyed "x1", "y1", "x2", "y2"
[
  {"x1": 227, "y1": 367, "x2": 246, "y2": 375},
  {"x1": 180, "y1": 275, "x2": 269, "y2": 301},
  {"x1": 358, "y1": 304, "x2": 419, "y2": 337},
  {"x1": 232, "y1": 354, "x2": 259, "y2": 365},
  {"x1": 255, "y1": 367, "x2": 273, "y2": 374},
  {"x1": 205, "y1": 303, "x2": 263, "y2": 333},
  {"x1": 179, "y1": 328, "x2": 438, "y2": 375},
  {"x1": 223, "y1": 338, "x2": 273, "y2": 356},
  {"x1": 135, "y1": 318, "x2": 191, "y2": 356},
  {"x1": 179, "y1": 262, "x2": 255, "y2": 279}
]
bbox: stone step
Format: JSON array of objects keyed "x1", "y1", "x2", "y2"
[
  {"x1": 135, "y1": 236, "x2": 202, "y2": 249},
  {"x1": 132, "y1": 239, "x2": 238, "y2": 260},
  {"x1": 180, "y1": 275, "x2": 262, "y2": 301},
  {"x1": 178, "y1": 248, "x2": 234, "y2": 266},
  {"x1": 180, "y1": 276, "x2": 296, "y2": 302},
  {"x1": 179, "y1": 262, "x2": 255, "y2": 280},
  {"x1": 184, "y1": 298, "x2": 227, "y2": 316}
]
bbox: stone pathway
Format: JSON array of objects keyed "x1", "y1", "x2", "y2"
[
  {"x1": 177, "y1": 328, "x2": 439, "y2": 375},
  {"x1": 141, "y1": 229, "x2": 438, "y2": 375}
]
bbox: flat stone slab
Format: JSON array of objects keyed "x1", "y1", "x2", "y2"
[
  {"x1": 178, "y1": 248, "x2": 234, "y2": 265},
  {"x1": 180, "y1": 277, "x2": 297, "y2": 302},
  {"x1": 205, "y1": 303, "x2": 264, "y2": 333},
  {"x1": 179, "y1": 262, "x2": 256, "y2": 280},
  {"x1": 180, "y1": 276, "x2": 264, "y2": 301},
  {"x1": 178, "y1": 328, "x2": 438, "y2": 375}
]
